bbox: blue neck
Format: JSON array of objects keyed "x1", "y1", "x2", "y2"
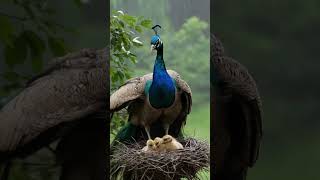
[
  {"x1": 154, "y1": 45, "x2": 166, "y2": 76},
  {"x1": 148, "y1": 44, "x2": 176, "y2": 108},
  {"x1": 156, "y1": 44, "x2": 163, "y2": 60}
]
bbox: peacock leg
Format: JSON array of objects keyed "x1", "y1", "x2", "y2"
[
  {"x1": 144, "y1": 126, "x2": 152, "y2": 139},
  {"x1": 163, "y1": 123, "x2": 170, "y2": 135}
]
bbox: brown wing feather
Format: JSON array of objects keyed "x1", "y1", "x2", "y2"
[
  {"x1": 0, "y1": 49, "x2": 108, "y2": 153},
  {"x1": 110, "y1": 73, "x2": 152, "y2": 111},
  {"x1": 239, "y1": 99, "x2": 262, "y2": 167},
  {"x1": 167, "y1": 70, "x2": 192, "y2": 114},
  {"x1": 247, "y1": 100, "x2": 262, "y2": 166},
  {"x1": 214, "y1": 59, "x2": 262, "y2": 166},
  {"x1": 110, "y1": 70, "x2": 192, "y2": 114},
  {"x1": 214, "y1": 57, "x2": 261, "y2": 103}
]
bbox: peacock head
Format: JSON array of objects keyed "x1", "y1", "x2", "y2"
[{"x1": 150, "y1": 25, "x2": 163, "y2": 51}]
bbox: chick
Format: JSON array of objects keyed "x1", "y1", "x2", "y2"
[
  {"x1": 142, "y1": 139, "x2": 156, "y2": 152},
  {"x1": 162, "y1": 135, "x2": 184, "y2": 151},
  {"x1": 154, "y1": 137, "x2": 164, "y2": 151}
]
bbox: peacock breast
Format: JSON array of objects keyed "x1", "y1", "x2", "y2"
[{"x1": 146, "y1": 77, "x2": 176, "y2": 109}]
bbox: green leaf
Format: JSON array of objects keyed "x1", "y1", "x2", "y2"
[
  {"x1": 23, "y1": 31, "x2": 45, "y2": 72},
  {"x1": 135, "y1": 25, "x2": 142, "y2": 33},
  {"x1": 118, "y1": 20, "x2": 125, "y2": 28},
  {"x1": 48, "y1": 37, "x2": 67, "y2": 56},
  {"x1": 73, "y1": 0, "x2": 83, "y2": 8},
  {"x1": 16, "y1": 33, "x2": 28, "y2": 58},
  {"x1": 110, "y1": 11, "x2": 153, "y2": 86},
  {"x1": 140, "y1": 19, "x2": 152, "y2": 28},
  {"x1": 132, "y1": 37, "x2": 143, "y2": 46},
  {"x1": 4, "y1": 34, "x2": 28, "y2": 68},
  {"x1": 0, "y1": 16, "x2": 14, "y2": 46},
  {"x1": 2, "y1": 82, "x2": 22, "y2": 92},
  {"x1": 43, "y1": 7, "x2": 56, "y2": 15},
  {"x1": 24, "y1": 31, "x2": 45, "y2": 56},
  {"x1": 2, "y1": 71, "x2": 20, "y2": 82},
  {"x1": 129, "y1": 55, "x2": 137, "y2": 63},
  {"x1": 124, "y1": 72, "x2": 131, "y2": 79},
  {"x1": 4, "y1": 46, "x2": 16, "y2": 68},
  {"x1": 22, "y1": 4, "x2": 35, "y2": 19},
  {"x1": 121, "y1": 14, "x2": 137, "y2": 27},
  {"x1": 111, "y1": 72, "x2": 119, "y2": 82},
  {"x1": 31, "y1": 55, "x2": 43, "y2": 73}
]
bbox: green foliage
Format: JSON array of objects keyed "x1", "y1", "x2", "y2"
[
  {"x1": 110, "y1": 10, "x2": 152, "y2": 134},
  {"x1": 110, "y1": 10, "x2": 152, "y2": 88},
  {"x1": 110, "y1": 110, "x2": 127, "y2": 137},
  {"x1": 0, "y1": 15, "x2": 14, "y2": 46},
  {"x1": 184, "y1": 104, "x2": 210, "y2": 140},
  {"x1": 73, "y1": 0, "x2": 84, "y2": 8},
  {"x1": 48, "y1": 37, "x2": 67, "y2": 56},
  {"x1": 166, "y1": 17, "x2": 209, "y2": 104},
  {"x1": 0, "y1": 0, "x2": 70, "y2": 105}
]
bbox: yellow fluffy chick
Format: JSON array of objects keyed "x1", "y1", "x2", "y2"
[
  {"x1": 162, "y1": 135, "x2": 183, "y2": 151},
  {"x1": 154, "y1": 137, "x2": 164, "y2": 151},
  {"x1": 142, "y1": 139, "x2": 156, "y2": 152}
]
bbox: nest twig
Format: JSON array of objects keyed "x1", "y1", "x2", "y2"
[{"x1": 110, "y1": 138, "x2": 210, "y2": 180}]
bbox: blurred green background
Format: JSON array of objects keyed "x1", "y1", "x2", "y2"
[{"x1": 214, "y1": 0, "x2": 320, "y2": 179}]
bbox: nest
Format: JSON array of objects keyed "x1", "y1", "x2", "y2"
[{"x1": 110, "y1": 138, "x2": 210, "y2": 180}]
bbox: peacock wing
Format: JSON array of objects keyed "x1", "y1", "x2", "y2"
[
  {"x1": 214, "y1": 56, "x2": 262, "y2": 167},
  {"x1": 0, "y1": 48, "x2": 108, "y2": 154},
  {"x1": 167, "y1": 70, "x2": 192, "y2": 114},
  {"x1": 110, "y1": 73, "x2": 153, "y2": 112},
  {"x1": 214, "y1": 57, "x2": 261, "y2": 103}
]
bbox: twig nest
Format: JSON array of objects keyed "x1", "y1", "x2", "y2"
[{"x1": 110, "y1": 138, "x2": 210, "y2": 180}]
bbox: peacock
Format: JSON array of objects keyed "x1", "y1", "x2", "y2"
[
  {"x1": 110, "y1": 25, "x2": 192, "y2": 145},
  {"x1": 211, "y1": 33, "x2": 263, "y2": 180},
  {"x1": 0, "y1": 48, "x2": 108, "y2": 180}
]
